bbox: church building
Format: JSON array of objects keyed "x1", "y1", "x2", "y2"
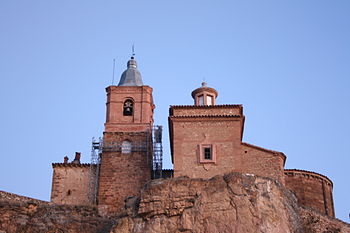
[{"x1": 50, "y1": 56, "x2": 335, "y2": 217}]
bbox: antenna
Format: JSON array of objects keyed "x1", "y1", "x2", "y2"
[
  {"x1": 132, "y1": 44, "x2": 135, "y2": 57},
  {"x1": 112, "y1": 58, "x2": 116, "y2": 85}
]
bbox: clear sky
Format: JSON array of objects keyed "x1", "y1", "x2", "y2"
[{"x1": 0, "y1": 0, "x2": 349, "y2": 222}]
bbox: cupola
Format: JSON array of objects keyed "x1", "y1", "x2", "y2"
[
  {"x1": 118, "y1": 57, "x2": 143, "y2": 86},
  {"x1": 191, "y1": 82, "x2": 218, "y2": 106}
]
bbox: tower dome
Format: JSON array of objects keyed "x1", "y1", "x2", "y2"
[
  {"x1": 118, "y1": 57, "x2": 143, "y2": 86},
  {"x1": 191, "y1": 82, "x2": 218, "y2": 106}
]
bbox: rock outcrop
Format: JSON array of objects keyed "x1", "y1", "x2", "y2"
[
  {"x1": 1, "y1": 173, "x2": 349, "y2": 233},
  {"x1": 112, "y1": 173, "x2": 303, "y2": 233},
  {"x1": 0, "y1": 191, "x2": 114, "y2": 233},
  {"x1": 300, "y1": 207, "x2": 350, "y2": 233}
]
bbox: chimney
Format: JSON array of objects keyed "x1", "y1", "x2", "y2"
[
  {"x1": 64, "y1": 156, "x2": 69, "y2": 164},
  {"x1": 72, "y1": 152, "x2": 81, "y2": 164}
]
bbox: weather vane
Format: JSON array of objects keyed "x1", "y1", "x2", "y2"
[{"x1": 132, "y1": 44, "x2": 135, "y2": 57}]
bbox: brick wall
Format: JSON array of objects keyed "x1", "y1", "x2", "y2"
[
  {"x1": 170, "y1": 105, "x2": 242, "y2": 117},
  {"x1": 104, "y1": 85, "x2": 154, "y2": 132},
  {"x1": 241, "y1": 143, "x2": 286, "y2": 184},
  {"x1": 171, "y1": 119, "x2": 243, "y2": 179},
  {"x1": 51, "y1": 164, "x2": 96, "y2": 205},
  {"x1": 97, "y1": 84, "x2": 154, "y2": 216},
  {"x1": 169, "y1": 105, "x2": 285, "y2": 183},
  {"x1": 97, "y1": 131, "x2": 152, "y2": 216},
  {"x1": 284, "y1": 169, "x2": 334, "y2": 217}
]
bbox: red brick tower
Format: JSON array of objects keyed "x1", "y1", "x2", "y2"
[{"x1": 97, "y1": 56, "x2": 154, "y2": 216}]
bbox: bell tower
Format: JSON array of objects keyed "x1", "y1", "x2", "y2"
[{"x1": 97, "y1": 56, "x2": 154, "y2": 216}]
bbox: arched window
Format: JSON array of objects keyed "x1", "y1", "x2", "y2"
[
  {"x1": 123, "y1": 99, "x2": 134, "y2": 116},
  {"x1": 121, "y1": 140, "x2": 132, "y2": 154}
]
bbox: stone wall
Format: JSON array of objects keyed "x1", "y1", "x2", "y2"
[
  {"x1": 284, "y1": 169, "x2": 335, "y2": 217},
  {"x1": 51, "y1": 163, "x2": 96, "y2": 206}
]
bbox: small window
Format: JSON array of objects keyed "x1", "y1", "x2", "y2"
[
  {"x1": 206, "y1": 95, "x2": 213, "y2": 105},
  {"x1": 123, "y1": 99, "x2": 134, "y2": 116},
  {"x1": 121, "y1": 140, "x2": 132, "y2": 153},
  {"x1": 204, "y1": 147, "x2": 212, "y2": 160},
  {"x1": 199, "y1": 144, "x2": 216, "y2": 163},
  {"x1": 198, "y1": 95, "x2": 204, "y2": 105}
]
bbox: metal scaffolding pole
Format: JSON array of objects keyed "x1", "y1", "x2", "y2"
[{"x1": 88, "y1": 137, "x2": 102, "y2": 205}]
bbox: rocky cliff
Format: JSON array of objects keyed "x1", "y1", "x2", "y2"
[
  {"x1": 1, "y1": 173, "x2": 349, "y2": 233},
  {"x1": 113, "y1": 173, "x2": 302, "y2": 233}
]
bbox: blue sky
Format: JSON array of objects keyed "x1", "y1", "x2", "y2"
[{"x1": 0, "y1": 0, "x2": 349, "y2": 222}]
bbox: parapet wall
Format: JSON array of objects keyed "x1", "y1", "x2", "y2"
[
  {"x1": 51, "y1": 163, "x2": 96, "y2": 206},
  {"x1": 284, "y1": 169, "x2": 334, "y2": 217}
]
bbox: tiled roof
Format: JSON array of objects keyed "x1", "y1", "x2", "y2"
[
  {"x1": 191, "y1": 86, "x2": 218, "y2": 98},
  {"x1": 170, "y1": 114, "x2": 241, "y2": 118},
  {"x1": 52, "y1": 163, "x2": 94, "y2": 168},
  {"x1": 170, "y1": 104, "x2": 242, "y2": 109}
]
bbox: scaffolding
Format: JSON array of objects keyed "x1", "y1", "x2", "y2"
[
  {"x1": 152, "y1": 125, "x2": 163, "y2": 179},
  {"x1": 89, "y1": 137, "x2": 102, "y2": 205},
  {"x1": 88, "y1": 125, "x2": 163, "y2": 204},
  {"x1": 102, "y1": 141, "x2": 149, "y2": 152}
]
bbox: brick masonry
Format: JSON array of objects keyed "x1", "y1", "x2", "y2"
[
  {"x1": 284, "y1": 169, "x2": 334, "y2": 217},
  {"x1": 97, "y1": 132, "x2": 152, "y2": 216},
  {"x1": 97, "y1": 85, "x2": 154, "y2": 216},
  {"x1": 51, "y1": 163, "x2": 96, "y2": 206},
  {"x1": 169, "y1": 105, "x2": 285, "y2": 184},
  {"x1": 104, "y1": 85, "x2": 154, "y2": 132}
]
